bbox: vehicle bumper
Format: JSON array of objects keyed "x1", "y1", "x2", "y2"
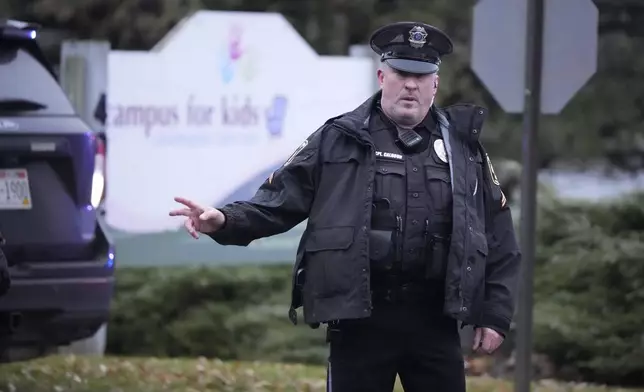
[{"x1": 0, "y1": 259, "x2": 115, "y2": 346}]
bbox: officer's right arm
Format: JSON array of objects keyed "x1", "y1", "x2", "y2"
[{"x1": 206, "y1": 128, "x2": 323, "y2": 246}]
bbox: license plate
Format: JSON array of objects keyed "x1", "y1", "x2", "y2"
[{"x1": 0, "y1": 168, "x2": 33, "y2": 210}]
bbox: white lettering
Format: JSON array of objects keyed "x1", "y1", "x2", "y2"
[{"x1": 376, "y1": 151, "x2": 403, "y2": 160}]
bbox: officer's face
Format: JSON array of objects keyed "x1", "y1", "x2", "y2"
[{"x1": 377, "y1": 64, "x2": 438, "y2": 128}]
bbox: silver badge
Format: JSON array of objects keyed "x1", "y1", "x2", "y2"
[
  {"x1": 434, "y1": 139, "x2": 448, "y2": 163},
  {"x1": 408, "y1": 26, "x2": 428, "y2": 48}
]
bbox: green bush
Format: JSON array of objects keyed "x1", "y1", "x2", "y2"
[
  {"x1": 106, "y1": 264, "x2": 328, "y2": 365},
  {"x1": 533, "y1": 192, "x2": 644, "y2": 386}
]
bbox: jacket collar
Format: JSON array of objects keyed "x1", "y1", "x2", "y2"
[{"x1": 330, "y1": 90, "x2": 488, "y2": 145}]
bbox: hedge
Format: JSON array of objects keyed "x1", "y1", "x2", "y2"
[
  {"x1": 532, "y1": 192, "x2": 644, "y2": 386},
  {"x1": 106, "y1": 264, "x2": 327, "y2": 365}
]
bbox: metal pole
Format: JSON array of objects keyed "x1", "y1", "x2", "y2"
[{"x1": 515, "y1": 0, "x2": 544, "y2": 390}]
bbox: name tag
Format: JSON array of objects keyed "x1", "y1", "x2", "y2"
[{"x1": 375, "y1": 151, "x2": 403, "y2": 161}]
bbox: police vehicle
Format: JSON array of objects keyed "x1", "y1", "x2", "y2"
[{"x1": 0, "y1": 19, "x2": 114, "y2": 360}]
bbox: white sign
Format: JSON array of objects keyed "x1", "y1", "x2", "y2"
[
  {"x1": 105, "y1": 11, "x2": 373, "y2": 233},
  {"x1": 0, "y1": 168, "x2": 32, "y2": 210}
]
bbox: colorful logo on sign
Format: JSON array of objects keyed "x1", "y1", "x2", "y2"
[
  {"x1": 265, "y1": 95, "x2": 288, "y2": 137},
  {"x1": 219, "y1": 25, "x2": 258, "y2": 84}
]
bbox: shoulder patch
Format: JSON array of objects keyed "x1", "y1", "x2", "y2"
[
  {"x1": 283, "y1": 139, "x2": 309, "y2": 167},
  {"x1": 268, "y1": 137, "x2": 313, "y2": 184}
]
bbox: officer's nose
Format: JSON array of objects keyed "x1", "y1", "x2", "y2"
[{"x1": 403, "y1": 77, "x2": 419, "y2": 90}]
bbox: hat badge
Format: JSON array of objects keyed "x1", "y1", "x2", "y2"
[{"x1": 408, "y1": 26, "x2": 427, "y2": 48}]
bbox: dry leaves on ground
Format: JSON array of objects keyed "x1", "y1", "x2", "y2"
[{"x1": 0, "y1": 355, "x2": 641, "y2": 392}]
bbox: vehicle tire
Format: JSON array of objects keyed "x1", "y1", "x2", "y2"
[
  {"x1": 0, "y1": 345, "x2": 54, "y2": 362},
  {"x1": 57, "y1": 323, "x2": 107, "y2": 356}
]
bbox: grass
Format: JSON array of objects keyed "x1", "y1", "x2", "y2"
[{"x1": 0, "y1": 355, "x2": 642, "y2": 392}]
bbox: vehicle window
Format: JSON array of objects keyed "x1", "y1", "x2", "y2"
[{"x1": 0, "y1": 41, "x2": 75, "y2": 115}]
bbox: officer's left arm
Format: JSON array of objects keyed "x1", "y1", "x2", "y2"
[
  {"x1": 206, "y1": 129, "x2": 322, "y2": 247},
  {"x1": 480, "y1": 177, "x2": 522, "y2": 337}
]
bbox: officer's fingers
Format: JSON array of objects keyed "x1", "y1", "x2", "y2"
[
  {"x1": 489, "y1": 339, "x2": 502, "y2": 354},
  {"x1": 489, "y1": 334, "x2": 504, "y2": 353},
  {"x1": 184, "y1": 218, "x2": 199, "y2": 239},
  {"x1": 174, "y1": 197, "x2": 203, "y2": 212},
  {"x1": 169, "y1": 208, "x2": 192, "y2": 217},
  {"x1": 482, "y1": 331, "x2": 502, "y2": 354},
  {"x1": 481, "y1": 334, "x2": 494, "y2": 353},
  {"x1": 472, "y1": 328, "x2": 482, "y2": 350}
]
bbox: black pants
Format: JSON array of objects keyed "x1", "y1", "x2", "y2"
[{"x1": 325, "y1": 301, "x2": 465, "y2": 392}]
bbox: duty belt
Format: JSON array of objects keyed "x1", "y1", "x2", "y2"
[{"x1": 370, "y1": 281, "x2": 444, "y2": 304}]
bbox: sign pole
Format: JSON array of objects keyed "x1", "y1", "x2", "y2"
[
  {"x1": 472, "y1": 1, "x2": 597, "y2": 387},
  {"x1": 515, "y1": 0, "x2": 544, "y2": 390}
]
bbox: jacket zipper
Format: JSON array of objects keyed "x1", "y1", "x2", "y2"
[
  {"x1": 422, "y1": 218, "x2": 430, "y2": 278},
  {"x1": 395, "y1": 215, "x2": 402, "y2": 271},
  {"x1": 459, "y1": 140, "x2": 468, "y2": 312},
  {"x1": 423, "y1": 218, "x2": 429, "y2": 254}
]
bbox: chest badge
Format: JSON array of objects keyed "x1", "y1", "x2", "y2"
[{"x1": 433, "y1": 139, "x2": 448, "y2": 163}]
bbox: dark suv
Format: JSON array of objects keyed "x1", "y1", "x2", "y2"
[{"x1": 0, "y1": 20, "x2": 114, "y2": 359}]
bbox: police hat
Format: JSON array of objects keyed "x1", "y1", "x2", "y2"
[{"x1": 369, "y1": 21, "x2": 453, "y2": 75}]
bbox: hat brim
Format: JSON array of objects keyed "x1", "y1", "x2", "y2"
[{"x1": 385, "y1": 58, "x2": 439, "y2": 74}]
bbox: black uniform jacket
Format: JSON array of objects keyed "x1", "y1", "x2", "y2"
[{"x1": 208, "y1": 91, "x2": 521, "y2": 336}]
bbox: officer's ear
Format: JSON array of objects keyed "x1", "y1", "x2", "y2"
[
  {"x1": 377, "y1": 66, "x2": 385, "y2": 87},
  {"x1": 433, "y1": 75, "x2": 439, "y2": 90}
]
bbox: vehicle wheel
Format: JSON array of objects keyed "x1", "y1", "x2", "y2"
[{"x1": 57, "y1": 323, "x2": 107, "y2": 356}]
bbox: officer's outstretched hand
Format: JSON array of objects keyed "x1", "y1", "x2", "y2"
[
  {"x1": 473, "y1": 327, "x2": 504, "y2": 354},
  {"x1": 169, "y1": 197, "x2": 225, "y2": 239}
]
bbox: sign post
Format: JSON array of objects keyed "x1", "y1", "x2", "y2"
[
  {"x1": 471, "y1": 1, "x2": 599, "y2": 390},
  {"x1": 515, "y1": 0, "x2": 544, "y2": 390}
]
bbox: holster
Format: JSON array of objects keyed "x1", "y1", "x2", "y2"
[
  {"x1": 424, "y1": 233, "x2": 451, "y2": 280},
  {"x1": 369, "y1": 199, "x2": 399, "y2": 272}
]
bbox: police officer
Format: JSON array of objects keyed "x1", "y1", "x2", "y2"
[{"x1": 170, "y1": 21, "x2": 521, "y2": 392}]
